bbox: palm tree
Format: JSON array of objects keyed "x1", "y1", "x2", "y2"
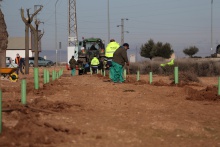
[{"x1": 0, "y1": 8, "x2": 8, "y2": 67}]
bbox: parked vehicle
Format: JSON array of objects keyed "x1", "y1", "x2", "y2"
[
  {"x1": 76, "y1": 38, "x2": 105, "y2": 73},
  {"x1": 6, "y1": 57, "x2": 12, "y2": 67},
  {"x1": 26, "y1": 57, "x2": 54, "y2": 67},
  {"x1": 78, "y1": 38, "x2": 105, "y2": 63}
]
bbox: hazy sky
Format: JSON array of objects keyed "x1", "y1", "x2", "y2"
[{"x1": 1, "y1": 0, "x2": 220, "y2": 58}]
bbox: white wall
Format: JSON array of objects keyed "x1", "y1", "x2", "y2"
[
  {"x1": 67, "y1": 46, "x2": 78, "y2": 63},
  {"x1": 6, "y1": 50, "x2": 33, "y2": 62},
  {"x1": 129, "y1": 54, "x2": 136, "y2": 63}
]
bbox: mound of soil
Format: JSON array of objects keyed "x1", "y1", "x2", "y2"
[
  {"x1": 170, "y1": 71, "x2": 200, "y2": 83},
  {"x1": 152, "y1": 79, "x2": 170, "y2": 86},
  {"x1": 185, "y1": 85, "x2": 220, "y2": 101}
]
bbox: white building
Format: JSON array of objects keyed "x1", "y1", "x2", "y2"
[
  {"x1": 129, "y1": 54, "x2": 136, "y2": 63},
  {"x1": 6, "y1": 37, "x2": 33, "y2": 61}
]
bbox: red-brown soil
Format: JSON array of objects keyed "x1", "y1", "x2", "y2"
[{"x1": 1, "y1": 67, "x2": 220, "y2": 147}]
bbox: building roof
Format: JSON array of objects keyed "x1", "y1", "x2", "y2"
[{"x1": 7, "y1": 37, "x2": 32, "y2": 50}]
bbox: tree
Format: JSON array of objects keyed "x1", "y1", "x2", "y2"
[
  {"x1": 183, "y1": 46, "x2": 199, "y2": 57},
  {"x1": 0, "y1": 8, "x2": 8, "y2": 67},
  {"x1": 140, "y1": 39, "x2": 173, "y2": 60}
]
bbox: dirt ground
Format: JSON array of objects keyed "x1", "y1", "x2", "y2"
[{"x1": 1, "y1": 67, "x2": 220, "y2": 147}]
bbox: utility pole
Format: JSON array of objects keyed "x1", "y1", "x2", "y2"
[
  {"x1": 211, "y1": 0, "x2": 213, "y2": 54},
  {"x1": 117, "y1": 18, "x2": 129, "y2": 45},
  {"x1": 107, "y1": 0, "x2": 110, "y2": 42},
  {"x1": 20, "y1": 6, "x2": 43, "y2": 73},
  {"x1": 68, "y1": 0, "x2": 78, "y2": 46},
  {"x1": 55, "y1": 0, "x2": 59, "y2": 66},
  {"x1": 136, "y1": 46, "x2": 138, "y2": 62}
]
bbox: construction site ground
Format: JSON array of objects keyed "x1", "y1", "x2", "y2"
[{"x1": 1, "y1": 67, "x2": 220, "y2": 147}]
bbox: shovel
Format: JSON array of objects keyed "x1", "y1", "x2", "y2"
[{"x1": 126, "y1": 65, "x2": 130, "y2": 82}]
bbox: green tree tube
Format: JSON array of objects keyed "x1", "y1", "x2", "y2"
[
  {"x1": 43, "y1": 69, "x2": 47, "y2": 84},
  {"x1": 34, "y1": 68, "x2": 39, "y2": 90},
  {"x1": 137, "y1": 70, "x2": 140, "y2": 81},
  {"x1": 124, "y1": 69, "x2": 126, "y2": 80},
  {"x1": 101, "y1": 69, "x2": 103, "y2": 76},
  {"x1": 149, "y1": 72, "x2": 153, "y2": 84},
  {"x1": 104, "y1": 70, "x2": 106, "y2": 77},
  {"x1": 47, "y1": 70, "x2": 50, "y2": 83},
  {"x1": 0, "y1": 89, "x2": 2, "y2": 134},
  {"x1": 90, "y1": 68, "x2": 92, "y2": 75},
  {"x1": 52, "y1": 70, "x2": 55, "y2": 81},
  {"x1": 218, "y1": 77, "x2": 220, "y2": 95},
  {"x1": 59, "y1": 70, "x2": 61, "y2": 77},
  {"x1": 21, "y1": 79, "x2": 26, "y2": 105},
  {"x1": 174, "y1": 66, "x2": 179, "y2": 84}
]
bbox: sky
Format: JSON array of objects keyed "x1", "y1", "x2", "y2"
[{"x1": 1, "y1": 0, "x2": 220, "y2": 60}]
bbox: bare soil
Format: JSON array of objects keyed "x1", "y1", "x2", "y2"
[{"x1": 1, "y1": 67, "x2": 220, "y2": 147}]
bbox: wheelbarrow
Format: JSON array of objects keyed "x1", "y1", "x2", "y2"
[{"x1": 0, "y1": 67, "x2": 18, "y2": 82}]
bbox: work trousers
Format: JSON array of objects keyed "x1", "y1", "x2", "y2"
[
  {"x1": 111, "y1": 61, "x2": 124, "y2": 83},
  {"x1": 71, "y1": 68, "x2": 76, "y2": 76}
]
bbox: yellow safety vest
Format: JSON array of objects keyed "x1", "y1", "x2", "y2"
[
  {"x1": 105, "y1": 42, "x2": 120, "y2": 58},
  {"x1": 91, "y1": 57, "x2": 100, "y2": 66},
  {"x1": 160, "y1": 59, "x2": 174, "y2": 67}
]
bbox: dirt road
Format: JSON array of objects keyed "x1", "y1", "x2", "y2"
[{"x1": 1, "y1": 68, "x2": 220, "y2": 147}]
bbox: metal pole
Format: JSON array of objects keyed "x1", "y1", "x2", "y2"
[
  {"x1": 55, "y1": 0, "x2": 59, "y2": 66},
  {"x1": 211, "y1": 0, "x2": 213, "y2": 53},
  {"x1": 121, "y1": 19, "x2": 124, "y2": 45},
  {"x1": 107, "y1": 0, "x2": 110, "y2": 42}
]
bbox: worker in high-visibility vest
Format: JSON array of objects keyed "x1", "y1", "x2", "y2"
[
  {"x1": 91, "y1": 54, "x2": 100, "y2": 74},
  {"x1": 105, "y1": 39, "x2": 120, "y2": 78},
  {"x1": 160, "y1": 59, "x2": 174, "y2": 67},
  {"x1": 15, "y1": 53, "x2": 24, "y2": 75}
]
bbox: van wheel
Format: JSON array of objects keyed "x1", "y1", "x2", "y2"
[{"x1": 47, "y1": 63, "x2": 51, "y2": 67}]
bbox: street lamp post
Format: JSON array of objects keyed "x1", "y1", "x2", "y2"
[
  {"x1": 211, "y1": 0, "x2": 213, "y2": 53},
  {"x1": 107, "y1": 0, "x2": 110, "y2": 42},
  {"x1": 55, "y1": 0, "x2": 59, "y2": 66},
  {"x1": 117, "y1": 18, "x2": 129, "y2": 45}
]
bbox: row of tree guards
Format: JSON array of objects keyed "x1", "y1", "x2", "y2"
[
  {"x1": 95, "y1": 67, "x2": 179, "y2": 84},
  {"x1": 124, "y1": 66, "x2": 179, "y2": 84},
  {"x1": 1, "y1": 66, "x2": 220, "y2": 133},
  {"x1": 98, "y1": 66, "x2": 220, "y2": 95},
  {"x1": 0, "y1": 67, "x2": 64, "y2": 134}
]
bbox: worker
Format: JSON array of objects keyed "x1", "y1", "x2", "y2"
[
  {"x1": 69, "y1": 56, "x2": 77, "y2": 76},
  {"x1": 160, "y1": 59, "x2": 175, "y2": 67},
  {"x1": 111, "y1": 43, "x2": 129, "y2": 83},
  {"x1": 15, "y1": 53, "x2": 24, "y2": 75},
  {"x1": 91, "y1": 54, "x2": 100, "y2": 74},
  {"x1": 15, "y1": 53, "x2": 21, "y2": 66},
  {"x1": 105, "y1": 39, "x2": 120, "y2": 78}
]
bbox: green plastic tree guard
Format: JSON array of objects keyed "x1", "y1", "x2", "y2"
[
  {"x1": 137, "y1": 70, "x2": 140, "y2": 81},
  {"x1": 43, "y1": 69, "x2": 47, "y2": 84},
  {"x1": 21, "y1": 79, "x2": 26, "y2": 105},
  {"x1": 149, "y1": 72, "x2": 153, "y2": 84},
  {"x1": 174, "y1": 66, "x2": 179, "y2": 84},
  {"x1": 218, "y1": 77, "x2": 220, "y2": 95},
  {"x1": 124, "y1": 69, "x2": 126, "y2": 80},
  {"x1": 34, "y1": 68, "x2": 39, "y2": 89},
  {"x1": 0, "y1": 90, "x2": 2, "y2": 133}
]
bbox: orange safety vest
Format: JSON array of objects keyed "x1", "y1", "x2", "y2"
[{"x1": 15, "y1": 57, "x2": 21, "y2": 65}]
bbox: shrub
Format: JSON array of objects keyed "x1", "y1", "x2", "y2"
[{"x1": 129, "y1": 58, "x2": 220, "y2": 77}]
